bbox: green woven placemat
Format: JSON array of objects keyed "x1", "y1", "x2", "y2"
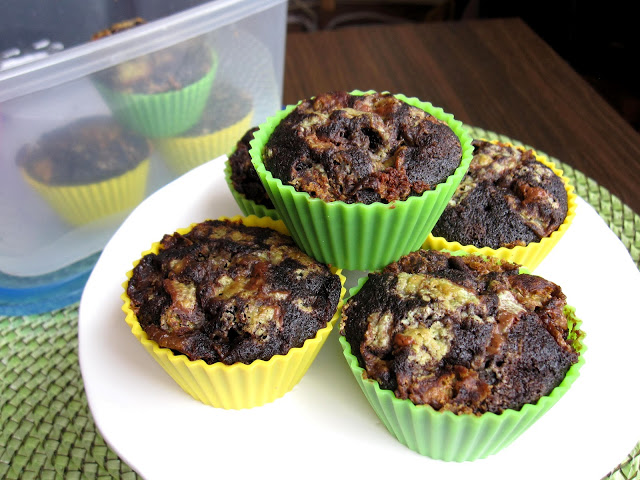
[{"x1": 1, "y1": 126, "x2": 639, "y2": 479}]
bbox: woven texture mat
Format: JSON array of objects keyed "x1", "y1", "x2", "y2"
[{"x1": 2, "y1": 127, "x2": 639, "y2": 479}]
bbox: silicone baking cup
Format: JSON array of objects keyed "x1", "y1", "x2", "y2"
[
  {"x1": 155, "y1": 107, "x2": 253, "y2": 176},
  {"x1": 339, "y1": 266, "x2": 586, "y2": 462},
  {"x1": 122, "y1": 215, "x2": 346, "y2": 409},
  {"x1": 96, "y1": 50, "x2": 218, "y2": 139},
  {"x1": 21, "y1": 158, "x2": 150, "y2": 226},
  {"x1": 249, "y1": 90, "x2": 474, "y2": 271},
  {"x1": 224, "y1": 160, "x2": 279, "y2": 220},
  {"x1": 422, "y1": 139, "x2": 577, "y2": 271}
]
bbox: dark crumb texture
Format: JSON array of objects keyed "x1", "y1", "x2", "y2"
[
  {"x1": 127, "y1": 219, "x2": 341, "y2": 365},
  {"x1": 263, "y1": 91, "x2": 462, "y2": 204},
  {"x1": 229, "y1": 127, "x2": 274, "y2": 208},
  {"x1": 18, "y1": 116, "x2": 149, "y2": 185},
  {"x1": 431, "y1": 140, "x2": 568, "y2": 248},
  {"x1": 340, "y1": 250, "x2": 580, "y2": 415}
]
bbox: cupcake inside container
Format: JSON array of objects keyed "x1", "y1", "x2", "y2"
[
  {"x1": 249, "y1": 89, "x2": 474, "y2": 271},
  {"x1": 339, "y1": 249, "x2": 585, "y2": 461},
  {"x1": 122, "y1": 215, "x2": 345, "y2": 409},
  {"x1": 423, "y1": 139, "x2": 577, "y2": 272},
  {"x1": 94, "y1": 45, "x2": 219, "y2": 139},
  {"x1": 17, "y1": 115, "x2": 151, "y2": 226},
  {"x1": 155, "y1": 82, "x2": 254, "y2": 175}
]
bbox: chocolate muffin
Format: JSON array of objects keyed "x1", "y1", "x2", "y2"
[
  {"x1": 262, "y1": 91, "x2": 462, "y2": 204},
  {"x1": 228, "y1": 127, "x2": 274, "y2": 209},
  {"x1": 340, "y1": 249, "x2": 581, "y2": 415},
  {"x1": 92, "y1": 18, "x2": 213, "y2": 95},
  {"x1": 17, "y1": 116, "x2": 150, "y2": 185},
  {"x1": 431, "y1": 140, "x2": 569, "y2": 249},
  {"x1": 126, "y1": 219, "x2": 342, "y2": 365}
]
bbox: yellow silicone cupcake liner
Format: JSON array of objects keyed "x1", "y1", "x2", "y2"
[
  {"x1": 340, "y1": 257, "x2": 586, "y2": 461},
  {"x1": 122, "y1": 215, "x2": 346, "y2": 409},
  {"x1": 22, "y1": 158, "x2": 150, "y2": 226},
  {"x1": 422, "y1": 140, "x2": 577, "y2": 271},
  {"x1": 155, "y1": 108, "x2": 254, "y2": 176}
]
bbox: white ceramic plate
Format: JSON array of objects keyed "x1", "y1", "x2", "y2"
[{"x1": 78, "y1": 156, "x2": 640, "y2": 480}]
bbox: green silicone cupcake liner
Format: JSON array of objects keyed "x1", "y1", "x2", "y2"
[
  {"x1": 224, "y1": 160, "x2": 279, "y2": 221},
  {"x1": 96, "y1": 50, "x2": 218, "y2": 139},
  {"x1": 249, "y1": 90, "x2": 474, "y2": 271},
  {"x1": 339, "y1": 263, "x2": 586, "y2": 462}
]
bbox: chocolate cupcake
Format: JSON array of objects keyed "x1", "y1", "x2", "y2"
[
  {"x1": 340, "y1": 249, "x2": 584, "y2": 461},
  {"x1": 18, "y1": 116, "x2": 151, "y2": 225},
  {"x1": 424, "y1": 139, "x2": 577, "y2": 271},
  {"x1": 122, "y1": 215, "x2": 345, "y2": 409},
  {"x1": 92, "y1": 18, "x2": 218, "y2": 138},
  {"x1": 250, "y1": 90, "x2": 474, "y2": 270}
]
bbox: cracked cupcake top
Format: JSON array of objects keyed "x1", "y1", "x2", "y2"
[
  {"x1": 431, "y1": 139, "x2": 568, "y2": 248},
  {"x1": 127, "y1": 219, "x2": 341, "y2": 365},
  {"x1": 340, "y1": 249, "x2": 580, "y2": 415},
  {"x1": 262, "y1": 91, "x2": 462, "y2": 204}
]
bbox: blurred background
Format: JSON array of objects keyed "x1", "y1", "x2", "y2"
[
  {"x1": 0, "y1": 0, "x2": 636, "y2": 315},
  {"x1": 287, "y1": 0, "x2": 640, "y2": 133}
]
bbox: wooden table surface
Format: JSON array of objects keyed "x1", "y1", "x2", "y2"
[{"x1": 283, "y1": 17, "x2": 640, "y2": 215}]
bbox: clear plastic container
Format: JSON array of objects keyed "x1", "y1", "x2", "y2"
[{"x1": 0, "y1": 0, "x2": 287, "y2": 314}]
